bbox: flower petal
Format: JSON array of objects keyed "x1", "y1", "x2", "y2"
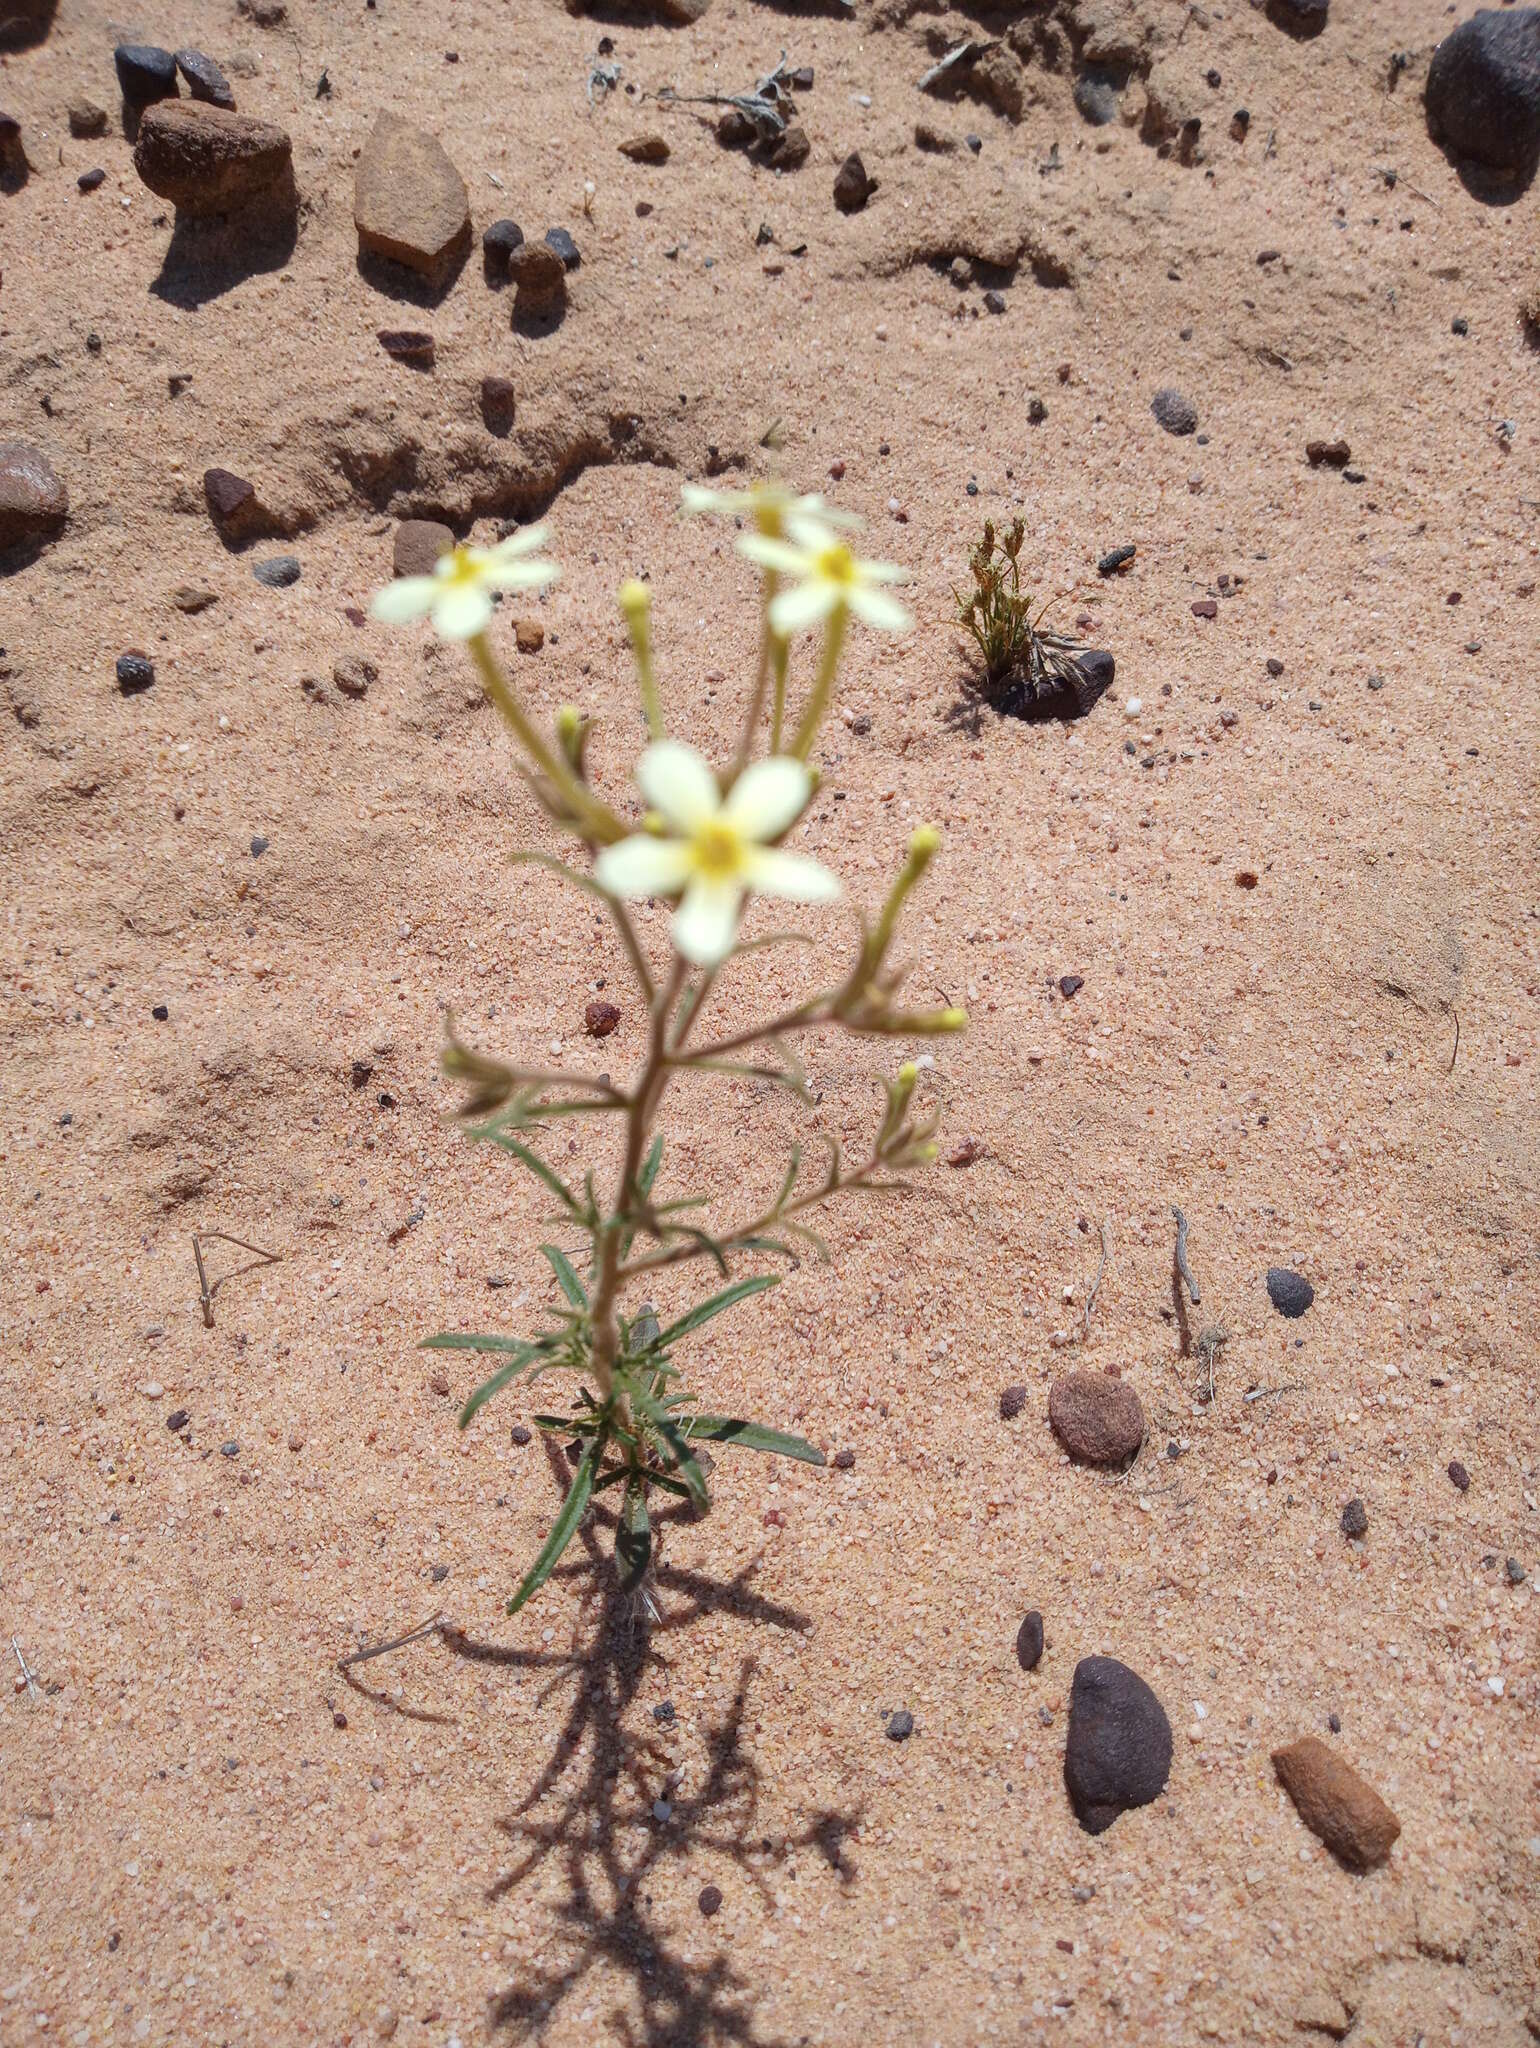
[
  {"x1": 848, "y1": 584, "x2": 913, "y2": 633},
  {"x1": 857, "y1": 557, "x2": 911, "y2": 586},
  {"x1": 595, "y1": 834, "x2": 694, "y2": 899},
  {"x1": 681, "y1": 485, "x2": 737, "y2": 516},
  {"x1": 672, "y1": 877, "x2": 744, "y2": 966},
  {"x1": 636, "y1": 740, "x2": 720, "y2": 832},
  {"x1": 768, "y1": 577, "x2": 840, "y2": 636},
  {"x1": 738, "y1": 533, "x2": 810, "y2": 577},
  {"x1": 370, "y1": 576, "x2": 438, "y2": 623},
  {"x1": 739, "y1": 847, "x2": 843, "y2": 904},
  {"x1": 481, "y1": 557, "x2": 560, "y2": 593},
  {"x1": 723, "y1": 757, "x2": 811, "y2": 842},
  {"x1": 431, "y1": 583, "x2": 495, "y2": 639},
  {"x1": 489, "y1": 523, "x2": 550, "y2": 560}
]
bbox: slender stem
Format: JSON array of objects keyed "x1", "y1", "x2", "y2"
[
  {"x1": 730, "y1": 573, "x2": 779, "y2": 781},
  {"x1": 685, "y1": 995, "x2": 833, "y2": 1064},
  {"x1": 789, "y1": 605, "x2": 848, "y2": 760},
  {"x1": 768, "y1": 633, "x2": 790, "y2": 754},
  {"x1": 606, "y1": 897, "x2": 656, "y2": 1008},
  {"x1": 617, "y1": 1146, "x2": 890, "y2": 1284},
  {"x1": 468, "y1": 633, "x2": 625, "y2": 843}
]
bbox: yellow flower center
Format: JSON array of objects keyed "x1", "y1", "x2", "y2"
[
  {"x1": 440, "y1": 546, "x2": 480, "y2": 586},
  {"x1": 691, "y1": 817, "x2": 743, "y2": 881},
  {"x1": 815, "y1": 543, "x2": 857, "y2": 588}
]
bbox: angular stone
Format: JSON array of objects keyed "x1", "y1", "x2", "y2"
[
  {"x1": 833, "y1": 151, "x2": 875, "y2": 213},
  {"x1": 354, "y1": 113, "x2": 470, "y2": 283},
  {"x1": 68, "y1": 100, "x2": 108, "y2": 139},
  {"x1": 133, "y1": 102, "x2": 292, "y2": 216},
  {"x1": 544, "y1": 226, "x2": 581, "y2": 270},
  {"x1": 1272, "y1": 1736, "x2": 1401, "y2": 1872},
  {"x1": 115, "y1": 44, "x2": 179, "y2": 104},
  {"x1": 507, "y1": 239, "x2": 566, "y2": 315},
  {"x1": 175, "y1": 49, "x2": 236, "y2": 109},
  {"x1": 333, "y1": 656, "x2": 376, "y2": 699},
  {"x1": 619, "y1": 133, "x2": 669, "y2": 164},
  {"x1": 203, "y1": 466, "x2": 262, "y2": 540},
  {"x1": 1048, "y1": 1371, "x2": 1144, "y2": 1467},
  {"x1": 393, "y1": 519, "x2": 453, "y2": 577},
  {"x1": 0, "y1": 441, "x2": 68, "y2": 550},
  {"x1": 1064, "y1": 1656, "x2": 1172, "y2": 1834},
  {"x1": 1425, "y1": 9, "x2": 1540, "y2": 178}
]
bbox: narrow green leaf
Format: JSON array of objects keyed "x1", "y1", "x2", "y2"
[
  {"x1": 472, "y1": 1130, "x2": 583, "y2": 1217},
  {"x1": 422, "y1": 1331, "x2": 544, "y2": 1356},
  {"x1": 507, "y1": 1438, "x2": 601, "y2": 1613},
  {"x1": 616, "y1": 1478, "x2": 652, "y2": 1590},
  {"x1": 454, "y1": 1343, "x2": 546, "y2": 1428},
  {"x1": 627, "y1": 1381, "x2": 710, "y2": 1510},
  {"x1": 683, "y1": 1416, "x2": 827, "y2": 1465},
  {"x1": 626, "y1": 1303, "x2": 662, "y2": 1355},
  {"x1": 655, "y1": 1273, "x2": 778, "y2": 1349},
  {"x1": 540, "y1": 1243, "x2": 589, "y2": 1309}
]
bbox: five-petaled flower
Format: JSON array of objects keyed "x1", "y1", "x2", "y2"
[
  {"x1": 371, "y1": 527, "x2": 560, "y2": 641},
  {"x1": 682, "y1": 482, "x2": 857, "y2": 541},
  {"x1": 737, "y1": 520, "x2": 912, "y2": 638},
  {"x1": 596, "y1": 741, "x2": 840, "y2": 966}
]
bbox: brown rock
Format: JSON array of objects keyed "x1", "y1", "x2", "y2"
[
  {"x1": 506, "y1": 239, "x2": 566, "y2": 315},
  {"x1": 1306, "y1": 438, "x2": 1351, "y2": 467},
  {"x1": 0, "y1": 441, "x2": 68, "y2": 551},
  {"x1": 770, "y1": 124, "x2": 810, "y2": 170},
  {"x1": 354, "y1": 113, "x2": 470, "y2": 284},
  {"x1": 68, "y1": 99, "x2": 108, "y2": 139},
  {"x1": 514, "y1": 617, "x2": 545, "y2": 653},
  {"x1": 585, "y1": 999, "x2": 621, "y2": 1038},
  {"x1": 377, "y1": 328, "x2": 434, "y2": 365},
  {"x1": 237, "y1": 0, "x2": 286, "y2": 22},
  {"x1": 172, "y1": 585, "x2": 217, "y2": 613},
  {"x1": 480, "y1": 375, "x2": 515, "y2": 431},
  {"x1": 333, "y1": 656, "x2": 376, "y2": 699},
  {"x1": 1048, "y1": 1371, "x2": 1145, "y2": 1467},
  {"x1": 833, "y1": 151, "x2": 876, "y2": 213},
  {"x1": 619, "y1": 134, "x2": 670, "y2": 164},
  {"x1": 1271, "y1": 1736, "x2": 1401, "y2": 1873},
  {"x1": 393, "y1": 519, "x2": 454, "y2": 577},
  {"x1": 203, "y1": 466, "x2": 263, "y2": 540},
  {"x1": 133, "y1": 101, "x2": 292, "y2": 216}
]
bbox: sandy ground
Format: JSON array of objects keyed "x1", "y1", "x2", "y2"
[{"x1": 3, "y1": 0, "x2": 1539, "y2": 2043}]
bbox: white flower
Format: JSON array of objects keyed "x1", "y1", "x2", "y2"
[
  {"x1": 681, "y1": 481, "x2": 858, "y2": 540},
  {"x1": 370, "y1": 527, "x2": 559, "y2": 640},
  {"x1": 595, "y1": 741, "x2": 840, "y2": 965},
  {"x1": 737, "y1": 519, "x2": 912, "y2": 637}
]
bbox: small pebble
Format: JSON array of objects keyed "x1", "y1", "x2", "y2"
[
  {"x1": 252, "y1": 555, "x2": 300, "y2": 587},
  {"x1": 510, "y1": 1424, "x2": 532, "y2": 1446},
  {"x1": 220, "y1": 1439, "x2": 240, "y2": 1458},
  {"x1": 1340, "y1": 1497, "x2": 1368, "y2": 1539},
  {"x1": 833, "y1": 1448, "x2": 856, "y2": 1470},
  {"x1": 114, "y1": 43, "x2": 179, "y2": 105},
  {"x1": 1506, "y1": 1557, "x2": 1526, "y2": 1585},
  {"x1": 78, "y1": 167, "x2": 107, "y2": 192},
  {"x1": 544, "y1": 225, "x2": 580, "y2": 268},
  {"x1": 250, "y1": 835, "x2": 269, "y2": 857},
  {"x1": 1016, "y1": 1610, "x2": 1044, "y2": 1672},
  {"x1": 174, "y1": 48, "x2": 236, "y2": 108},
  {"x1": 1447, "y1": 1459, "x2": 1470, "y2": 1493},
  {"x1": 697, "y1": 1884, "x2": 723, "y2": 1917},
  {"x1": 1059, "y1": 974, "x2": 1084, "y2": 999},
  {"x1": 1266, "y1": 1267, "x2": 1314, "y2": 1318},
  {"x1": 115, "y1": 652, "x2": 155, "y2": 694},
  {"x1": 652, "y1": 1700, "x2": 676, "y2": 1725},
  {"x1": 151, "y1": 1002, "x2": 169, "y2": 1021},
  {"x1": 166, "y1": 1408, "x2": 189, "y2": 1431},
  {"x1": 1266, "y1": 656, "x2": 1285, "y2": 677},
  {"x1": 999, "y1": 1383, "x2": 1028, "y2": 1421},
  {"x1": 1151, "y1": 387, "x2": 1198, "y2": 436},
  {"x1": 1097, "y1": 545, "x2": 1135, "y2": 576},
  {"x1": 584, "y1": 999, "x2": 621, "y2": 1038},
  {"x1": 983, "y1": 289, "x2": 1006, "y2": 314},
  {"x1": 885, "y1": 1709, "x2": 914, "y2": 1741}
]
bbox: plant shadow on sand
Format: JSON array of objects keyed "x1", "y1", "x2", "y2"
[{"x1": 343, "y1": 1444, "x2": 860, "y2": 2046}]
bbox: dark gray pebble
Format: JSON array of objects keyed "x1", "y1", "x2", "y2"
[
  {"x1": 250, "y1": 835, "x2": 269, "y2": 857},
  {"x1": 116, "y1": 652, "x2": 155, "y2": 693},
  {"x1": 510, "y1": 1424, "x2": 532, "y2": 1446},
  {"x1": 166, "y1": 1407, "x2": 189, "y2": 1431},
  {"x1": 1098, "y1": 545, "x2": 1136, "y2": 576},
  {"x1": 833, "y1": 1448, "x2": 856, "y2": 1469},
  {"x1": 174, "y1": 48, "x2": 235, "y2": 108},
  {"x1": 999, "y1": 1383, "x2": 1028, "y2": 1421},
  {"x1": 1425, "y1": 9, "x2": 1540, "y2": 180},
  {"x1": 544, "y1": 225, "x2": 580, "y2": 268},
  {"x1": 1074, "y1": 75, "x2": 1119, "y2": 126},
  {"x1": 698, "y1": 1883, "x2": 723, "y2": 1917},
  {"x1": 1507, "y1": 1556, "x2": 1527, "y2": 1585},
  {"x1": 253, "y1": 555, "x2": 300, "y2": 587},
  {"x1": 1016, "y1": 1610, "x2": 1044, "y2": 1672},
  {"x1": 833, "y1": 152, "x2": 875, "y2": 214},
  {"x1": 1059, "y1": 974, "x2": 1084, "y2": 999},
  {"x1": 885, "y1": 1709, "x2": 914, "y2": 1741},
  {"x1": 1064, "y1": 1655, "x2": 1172, "y2": 1835},
  {"x1": 114, "y1": 44, "x2": 179, "y2": 104},
  {"x1": 1448, "y1": 1459, "x2": 1470, "y2": 1492},
  {"x1": 482, "y1": 217, "x2": 524, "y2": 267},
  {"x1": 1152, "y1": 387, "x2": 1198, "y2": 436},
  {"x1": 651, "y1": 1699, "x2": 676, "y2": 1725},
  {"x1": 1266, "y1": 1266, "x2": 1314, "y2": 1318},
  {"x1": 78, "y1": 167, "x2": 106, "y2": 192},
  {"x1": 151, "y1": 1002, "x2": 169, "y2": 1021},
  {"x1": 1451, "y1": 315, "x2": 1469, "y2": 335},
  {"x1": 1340, "y1": 1497, "x2": 1368, "y2": 1539},
  {"x1": 220, "y1": 1439, "x2": 240, "y2": 1457},
  {"x1": 983, "y1": 289, "x2": 1006, "y2": 314}
]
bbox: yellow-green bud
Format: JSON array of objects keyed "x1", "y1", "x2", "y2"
[
  {"x1": 916, "y1": 1141, "x2": 939, "y2": 1163},
  {"x1": 556, "y1": 703, "x2": 582, "y2": 745},
  {"x1": 908, "y1": 824, "x2": 941, "y2": 860},
  {"x1": 939, "y1": 1007, "x2": 968, "y2": 1032},
  {"x1": 897, "y1": 1060, "x2": 918, "y2": 1086},
  {"x1": 618, "y1": 578, "x2": 652, "y2": 621}
]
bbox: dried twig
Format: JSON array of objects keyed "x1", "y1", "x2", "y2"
[
  {"x1": 337, "y1": 1613, "x2": 449, "y2": 1674},
  {"x1": 1171, "y1": 1205, "x2": 1200, "y2": 1306},
  {"x1": 1194, "y1": 1324, "x2": 1229, "y2": 1405},
  {"x1": 193, "y1": 1230, "x2": 281, "y2": 1329},
  {"x1": 12, "y1": 1638, "x2": 42, "y2": 1705},
  {"x1": 1243, "y1": 1379, "x2": 1303, "y2": 1406},
  {"x1": 918, "y1": 39, "x2": 999, "y2": 93},
  {"x1": 1083, "y1": 1219, "x2": 1112, "y2": 1334}
]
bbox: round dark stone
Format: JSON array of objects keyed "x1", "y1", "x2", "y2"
[
  {"x1": 983, "y1": 289, "x2": 1007, "y2": 315},
  {"x1": 1451, "y1": 315, "x2": 1469, "y2": 336},
  {"x1": 174, "y1": 48, "x2": 235, "y2": 108},
  {"x1": 833, "y1": 152, "x2": 875, "y2": 214},
  {"x1": 252, "y1": 555, "x2": 300, "y2": 588},
  {"x1": 116, "y1": 651, "x2": 155, "y2": 693},
  {"x1": 1152, "y1": 386, "x2": 1198, "y2": 436},
  {"x1": 1340, "y1": 1496, "x2": 1368, "y2": 1539},
  {"x1": 1063, "y1": 1655, "x2": 1172, "y2": 1835},
  {"x1": 833, "y1": 1448, "x2": 856, "y2": 1469},
  {"x1": 78, "y1": 167, "x2": 106, "y2": 192},
  {"x1": 1506, "y1": 1556, "x2": 1526, "y2": 1585},
  {"x1": 1266, "y1": 656, "x2": 1285, "y2": 676},
  {"x1": 510, "y1": 1424, "x2": 532, "y2": 1446},
  {"x1": 482, "y1": 217, "x2": 524, "y2": 266},
  {"x1": 250, "y1": 835, "x2": 270, "y2": 857},
  {"x1": 166, "y1": 1407, "x2": 189, "y2": 1432},
  {"x1": 651, "y1": 1699, "x2": 676, "y2": 1725},
  {"x1": 1266, "y1": 1266, "x2": 1314, "y2": 1318},
  {"x1": 1425, "y1": 9, "x2": 1540, "y2": 178},
  {"x1": 885, "y1": 1709, "x2": 914, "y2": 1741},
  {"x1": 698, "y1": 1884, "x2": 723, "y2": 1917},
  {"x1": 1448, "y1": 1459, "x2": 1470, "y2": 1492},
  {"x1": 151, "y1": 1002, "x2": 169, "y2": 1021},
  {"x1": 1016, "y1": 1610, "x2": 1044, "y2": 1672},
  {"x1": 114, "y1": 44, "x2": 179, "y2": 104},
  {"x1": 999, "y1": 1383, "x2": 1028, "y2": 1421},
  {"x1": 544, "y1": 225, "x2": 581, "y2": 269}
]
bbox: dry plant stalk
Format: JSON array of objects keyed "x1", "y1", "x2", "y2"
[{"x1": 371, "y1": 482, "x2": 966, "y2": 1612}]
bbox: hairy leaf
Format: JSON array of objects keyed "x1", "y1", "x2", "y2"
[
  {"x1": 655, "y1": 1273, "x2": 778, "y2": 1349},
  {"x1": 684, "y1": 1415, "x2": 827, "y2": 1465},
  {"x1": 541, "y1": 1243, "x2": 589, "y2": 1309},
  {"x1": 508, "y1": 1438, "x2": 601, "y2": 1613}
]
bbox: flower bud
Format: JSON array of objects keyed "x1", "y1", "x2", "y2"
[{"x1": 618, "y1": 578, "x2": 652, "y2": 621}]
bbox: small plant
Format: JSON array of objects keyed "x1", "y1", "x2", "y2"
[
  {"x1": 372, "y1": 484, "x2": 965, "y2": 1613},
  {"x1": 953, "y1": 518, "x2": 1098, "y2": 714}
]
